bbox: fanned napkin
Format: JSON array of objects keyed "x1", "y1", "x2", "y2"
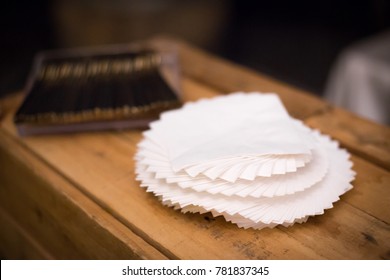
[{"x1": 135, "y1": 92, "x2": 355, "y2": 229}]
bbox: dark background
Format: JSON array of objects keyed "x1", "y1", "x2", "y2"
[{"x1": 1, "y1": 0, "x2": 389, "y2": 97}]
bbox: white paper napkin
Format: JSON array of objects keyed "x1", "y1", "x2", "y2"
[
  {"x1": 134, "y1": 92, "x2": 355, "y2": 229},
  {"x1": 145, "y1": 93, "x2": 315, "y2": 172}
]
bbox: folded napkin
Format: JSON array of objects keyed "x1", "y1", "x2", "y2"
[{"x1": 135, "y1": 92, "x2": 355, "y2": 229}]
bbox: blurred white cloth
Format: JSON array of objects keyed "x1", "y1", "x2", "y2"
[{"x1": 325, "y1": 31, "x2": 390, "y2": 125}]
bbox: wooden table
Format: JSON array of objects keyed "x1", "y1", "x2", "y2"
[{"x1": 0, "y1": 37, "x2": 389, "y2": 260}]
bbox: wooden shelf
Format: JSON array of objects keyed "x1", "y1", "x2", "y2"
[{"x1": 1, "y1": 36, "x2": 389, "y2": 259}]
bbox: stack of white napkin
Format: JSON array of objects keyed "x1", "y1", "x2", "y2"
[{"x1": 135, "y1": 93, "x2": 355, "y2": 229}]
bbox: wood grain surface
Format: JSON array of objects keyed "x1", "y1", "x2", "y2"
[{"x1": 0, "y1": 37, "x2": 389, "y2": 259}]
